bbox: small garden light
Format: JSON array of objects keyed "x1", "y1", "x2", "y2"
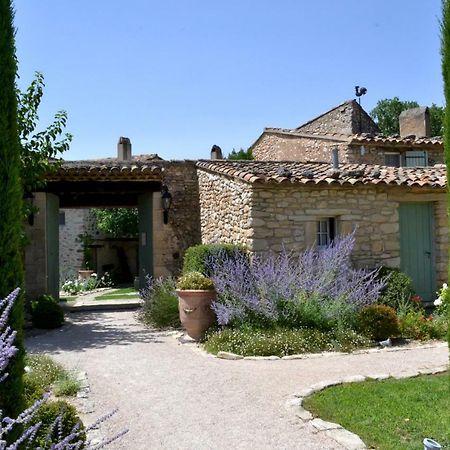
[{"x1": 161, "y1": 185, "x2": 172, "y2": 225}]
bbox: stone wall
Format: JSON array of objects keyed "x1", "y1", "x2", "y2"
[
  {"x1": 197, "y1": 170, "x2": 253, "y2": 248},
  {"x1": 252, "y1": 132, "x2": 347, "y2": 162},
  {"x1": 197, "y1": 172, "x2": 448, "y2": 292},
  {"x1": 252, "y1": 133, "x2": 444, "y2": 167},
  {"x1": 59, "y1": 208, "x2": 93, "y2": 279},
  {"x1": 153, "y1": 161, "x2": 202, "y2": 276},
  {"x1": 346, "y1": 145, "x2": 445, "y2": 166},
  {"x1": 297, "y1": 100, "x2": 379, "y2": 135}
]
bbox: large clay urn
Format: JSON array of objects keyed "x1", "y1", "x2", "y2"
[{"x1": 176, "y1": 289, "x2": 216, "y2": 341}]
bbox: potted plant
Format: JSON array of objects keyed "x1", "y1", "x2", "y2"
[
  {"x1": 78, "y1": 233, "x2": 94, "y2": 280},
  {"x1": 176, "y1": 271, "x2": 216, "y2": 340}
]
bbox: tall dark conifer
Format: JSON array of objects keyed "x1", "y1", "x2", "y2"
[
  {"x1": 0, "y1": 0, "x2": 25, "y2": 417},
  {"x1": 442, "y1": 0, "x2": 450, "y2": 348}
]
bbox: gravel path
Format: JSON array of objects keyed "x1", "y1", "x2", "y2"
[{"x1": 26, "y1": 311, "x2": 448, "y2": 450}]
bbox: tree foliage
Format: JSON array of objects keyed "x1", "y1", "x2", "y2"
[
  {"x1": 441, "y1": 0, "x2": 450, "y2": 349},
  {"x1": 370, "y1": 97, "x2": 444, "y2": 136},
  {"x1": 17, "y1": 72, "x2": 72, "y2": 193},
  {"x1": 93, "y1": 208, "x2": 139, "y2": 238},
  {"x1": 0, "y1": 0, "x2": 25, "y2": 418},
  {"x1": 227, "y1": 148, "x2": 253, "y2": 160}
]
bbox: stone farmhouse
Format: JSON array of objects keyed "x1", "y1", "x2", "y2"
[
  {"x1": 24, "y1": 100, "x2": 448, "y2": 304},
  {"x1": 250, "y1": 100, "x2": 443, "y2": 167}
]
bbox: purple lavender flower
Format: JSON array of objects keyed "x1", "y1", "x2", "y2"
[
  {"x1": 208, "y1": 233, "x2": 385, "y2": 326},
  {"x1": 0, "y1": 288, "x2": 127, "y2": 449}
]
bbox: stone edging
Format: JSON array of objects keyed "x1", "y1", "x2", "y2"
[
  {"x1": 74, "y1": 371, "x2": 104, "y2": 445},
  {"x1": 215, "y1": 341, "x2": 447, "y2": 360},
  {"x1": 284, "y1": 365, "x2": 449, "y2": 450}
]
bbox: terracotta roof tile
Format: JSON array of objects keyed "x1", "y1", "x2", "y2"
[
  {"x1": 48, "y1": 159, "x2": 164, "y2": 182},
  {"x1": 350, "y1": 133, "x2": 443, "y2": 147},
  {"x1": 196, "y1": 160, "x2": 447, "y2": 189}
]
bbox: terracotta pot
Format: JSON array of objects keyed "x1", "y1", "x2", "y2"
[
  {"x1": 176, "y1": 289, "x2": 216, "y2": 341},
  {"x1": 78, "y1": 269, "x2": 94, "y2": 280}
]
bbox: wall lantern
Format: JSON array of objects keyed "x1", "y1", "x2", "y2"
[
  {"x1": 23, "y1": 191, "x2": 35, "y2": 226},
  {"x1": 161, "y1": 185, "x2": 172, "y2": 225}
]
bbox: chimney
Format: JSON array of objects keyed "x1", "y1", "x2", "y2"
[
  {"x1": 117, "y1": 136, "x2": 132, "y2": 161},
  {"x1": 399, "y1": 107, "x2": 430, "y2": 137},
  {"x1": 210, "y1": 145, "x2": 223, "y2": 160},
  {"x1": 331, "y1": 147, "x2": 339, "y2": 169}
]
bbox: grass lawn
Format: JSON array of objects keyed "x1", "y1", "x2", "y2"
[
  {"x1": 59, "y1": 296, "x2": 77, "y2": 303},
  {"x1": 95, "y1": 287, "x2": 140, "y2": 300},
  {"x1": 303, "y1": 373, "x2": 449, "y2": 450}
]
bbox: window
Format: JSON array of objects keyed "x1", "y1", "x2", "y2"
[
  {"x1": 317, "y1": 217, "x2": 336, "y2": 248},
  {"x1": 405, "y1": 150, "x2": 427, "y2": 167},
  {"x1": 384, "y1": 152, "x2": 401, "y2": 167},
  {"x1": 59, "y1": 212, "x2": 66, "y2": 226},
  {"x1": 384, "y1": 150, "x2": 428, "y2": 167}
]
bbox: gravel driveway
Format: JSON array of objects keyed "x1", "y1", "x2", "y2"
[{"x1": 26, "y1": 311, "x2": 448, "y2": 450}]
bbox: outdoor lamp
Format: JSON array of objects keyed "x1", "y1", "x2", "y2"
[
  {"x1": 23, "y1": 191, "x2": 35, "y2": 226},
  {"x1": 161, "y1": 185, "x2": 172, "y2": 224}
]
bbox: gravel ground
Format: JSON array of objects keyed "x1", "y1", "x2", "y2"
[{"x1": 26, "y1": 311, "x2": 448, "y2": 450}]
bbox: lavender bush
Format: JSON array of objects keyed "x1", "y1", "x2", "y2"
[
  {"x1": 0, "y1": 288, "x2": 127, "y2": 449},
  {"x1": 208, "y1": 233, "x2": 385, "y2": 329}
]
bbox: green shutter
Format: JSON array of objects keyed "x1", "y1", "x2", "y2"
[{"x1": 399, "y1": 202, "x2": 435, "y2": 302}]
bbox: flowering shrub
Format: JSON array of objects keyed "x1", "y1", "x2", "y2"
[
  {"x1": 434, "y1": 283, "x2": 449, "y2": 317},
  {"x1": 208, "y1": 233, "x2": 385, "y2": 328},
  {"x1": 1, "y1": 288, "x2": 127, "y2": 448},
  {"x1": 62, "y1": 272, "x2": 114, "y2": 295},
  {"x1": 204, "y1": 326, "x2": 371, "y2": 357},
  {"x1": 398, "y1": 309, "x2": 447, "y2": 340}
]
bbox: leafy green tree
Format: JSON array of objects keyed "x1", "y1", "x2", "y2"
[
  {"x1": 93, "y1": 208, "x2": 139, "y2": 238},
  {"x1": 0, "y1": 0, "x2": 25, "y2": 418},
  {"x1": 370, "y1": 97, "x2": 444, "y2": 136},
  {"x1": 429, "y1": 103, "x2": 445, "y2": 136},
  {"x1": 441, "y1": 0, "x2": 450, "y2": 348},
  {"x1": 17, "y1": 72, "x2": 72, "y2": 193},
  {"x1": 370, "y1": 97, "x2": 419, "y2": 135},
  {"x1": 227, "y1": 148, "x2": 253, "y2": 160}
]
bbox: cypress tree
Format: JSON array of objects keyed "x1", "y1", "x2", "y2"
[
  {"x1": 442, "y1": 0, "x2": 450, "y2": 348},
  {"x1": 0, "y1": 0, "x2": 25, "y2": 417}
]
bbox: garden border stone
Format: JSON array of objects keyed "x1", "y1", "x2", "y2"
[
  {"x1": 285, "y1": 365, "x2": 449, "y2": 450},
  {"x1": 174, "y1": 334, "x2": 447, "y2": 361}
]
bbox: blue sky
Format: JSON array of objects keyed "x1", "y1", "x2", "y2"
[{"x1": 14, "y1": 0, "x2": 444, "y2": 161}]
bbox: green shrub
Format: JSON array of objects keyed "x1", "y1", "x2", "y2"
[
  {"x1": 140, "y1": 277, "x2": 180, "y2": 328},
  {"x1": 53, "y1": 372, "x2": 81, "y2": 397},
  {"x1": 31, "y1": 294, "x2": 64, "y2": 329},
  {"x1": 177, "y1": 271, "x2": 214, "y2": 290},
  {"x1": 30, "y1": 400, "x2": 85, "y2": 448},
  {"x1": 24, "y1": 354, "x2": 64, "y2": 403},
  {"x1": 377, "y1": 267, "x2": 415, "y2": 310},
  {"x1": 182, "y1": 243, "x2": 246, "y2": 275},
  {"x1": 277, "y1": 295, "x2": 358, "y2": 331},
  {"x1": 204, "y1": 326, "x2": 371, "y2": 357},
  {"x1": 357, "y1": 304, "x2": 399, "y2": 341},
  {"x1": 23, "y1": 354, "x2": 80, "y2": 403},
  {"x1": 398, "y1": 310, "x2": 448, "y2": 341}
]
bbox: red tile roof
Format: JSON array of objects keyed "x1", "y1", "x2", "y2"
[
  {"x1": 197, "y1": 160, "x2": 447, "y2": 188},
  {"x1": 350, "y1": 134, "x2": 443, "y2": 147}
]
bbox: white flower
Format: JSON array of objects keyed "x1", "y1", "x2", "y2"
[
  {"x1": 91, "y1": 273, "x2": 97, "y2": 278},
  {"x1": 443, "y1": 283, "x2": 448, "y2": 290},
  {"x1": 434, "y1": 297, "x2": 443, "y2": 306},
  {"x1": 24, "y1": 366, "x2": 31, "y2": 373}
]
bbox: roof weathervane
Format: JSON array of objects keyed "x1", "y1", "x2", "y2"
[{"x1": 355, "y1": 86, "x2": 367, "y2": 133}]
